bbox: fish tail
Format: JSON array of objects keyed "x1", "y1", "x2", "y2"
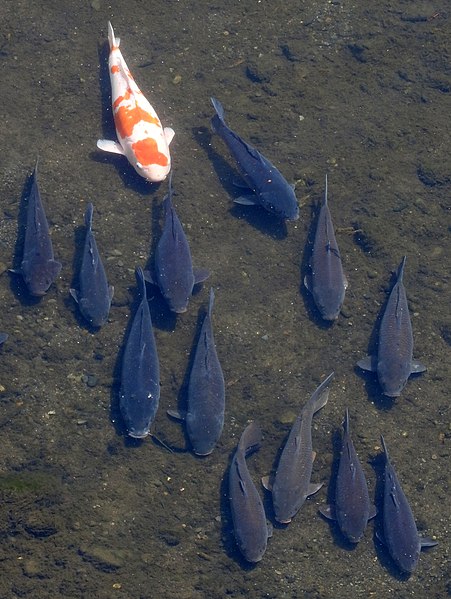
[
  {"x1": 162, "y1": 171, "x2": 174, "y2": 213},
  {"x1": 107, "y1": 21, "x2": 120, "y2": 50},
  {"x1": 85, "y1": 203, "x2": 94, "y2": 230},
  {"x1": 397, "y1": 256, "x2": 407, "y2": 283},
  {"x1": 211, "y1": 97, "x2": 225, "y2": 120},
  {"x1": 210, "y1": 97, "x2": 226, "y2": 133},
  {"x1": 135, "y1": 266, "x2": 147, "y2": 299},
  {"x1": 380, "y1": 435, "x2": 389, "y2": 460},
  {"x1": 309, "y1": 371, "x2": 334, "y2": 414},
  {"x1": 238, "y1": 421, "x2": 262, "y2": 456},
  {"x1": 343, "y1": 407, "x2": 350, "y2": 434},
  {"x1": 207, "y1": 287, "x2": 215, "y2": 318}
]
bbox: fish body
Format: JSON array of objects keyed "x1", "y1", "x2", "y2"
[
  {"x1": 304, "y1": 175, "x2": 347, "y2": 320},
  {"x1": 147, "y1": 174, "x2": 209, "y2": 313},
  {"x1": 270, "y1": 372, "x2": 334, "y2": 523},
  {"x1": 70, "y1": 203, "x2": 113, "y2": 327},
  {"x1": 185, "y1": 288, "x2": 225, "y2": 455},
  {"x1": 120, "y1": 267, "x2": 160, "y2": 438},
  {"x1": 319, "y1": 408, "x2": 376, "y2": 542},
  {"x1": 97, "y1": 21, "x2": 174, "y2": 182},
  {"x1": 229, "y1": 422, "x2": 269, "y2": 562},
  {"x1": 357, "y1": 257, "x2": 426, "y2": 396},
  {"x1": 210, "y1": 97, "x2": 299, "y2": 221},
  {"x1": 16, "y1": 162, "x2": 62, "y2": 296},
  {"x1": 380, "y1": 436, "x2": 437, "y2": 573}
]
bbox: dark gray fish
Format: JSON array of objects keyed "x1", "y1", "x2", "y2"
[
  {"x1": 120, "y1": 267, "x2": 160, "y2": 438},
  {"x1": 267, "y1": 372, "x2": 334, "y2": 524},
  {"x1": 319, "y1": 408, "x2": 376, "y2": 543},
  {"x1": 15, "y1": 162, "x2": 61, "y2": 296},
  {"x1": 168, "y1": 288, "x2": 225, "y2": 455},
  {"x1": 145, "y1": 173, "x2": 209, "y2": 313},
  {"x1": 229, "y1": 422, "x2": 270, "y2": 562},
  {"x1": 70, "y1": 203, "x2": 113, "y2": 327},
  {"x1": 357, "y1": 257, "x2": 426, "y2": 397},
  {"x1": 304, "y1": 175, "x2": 347, "y2": 320},
  {"x1": 379, "y1": 436, "x2": 437, "y2": 573},
  {"x1": 210, "y1": 97, "x2": 299, "y2": 221},
  {"x1": 0, "y1": 333, "x2": 8, "y2": 344}
]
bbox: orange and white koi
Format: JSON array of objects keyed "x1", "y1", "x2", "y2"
[{"x1": 97, "y1": 21, "x2": 174, "y2": 182}]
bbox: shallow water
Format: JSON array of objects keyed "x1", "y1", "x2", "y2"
[{"x1": 0, "y1": 1, "x2": 449, "y2": 597}]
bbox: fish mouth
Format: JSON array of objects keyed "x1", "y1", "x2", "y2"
[
  {"x1": 276, "y1": 517, "x2": 292, "y2": 525},
  {"x1": 383, "y1": 390, "x2": 401, "y2": 398},
  {"x1": 174, "y1": 307, "x2": 188, "y2": 314},
  {"x1": 194, "y1": 449, "x2": 214, "y2": 457},
  {"x1": 30, "y1": 289, "x2": 48, "y2": 297},
  {"x1": 128, "y1": 430, "x2": 149, "y2": 439}
]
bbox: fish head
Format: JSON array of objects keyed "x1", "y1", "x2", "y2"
[
  {"x1": 258, "y1": 190, "x2": 299, "y2": 221},
  {"x1": 128, "y1": 135, "x2": 171, "y2": 182},
  {"x1": 22, "y1": 259, "x2": 62, "y2": 296},
  {"x1": 313, "y1": 287, "x2": 344, "y2": 321},
  {"x1": 378, "y1": 361, "x2": 409, "y2": 397},
  {"x1": 134, "y1": 160, "x2": 171, "y2": 183},
  {"x1": 167, "y1": 296, "x2": 189, "y2": 314}
]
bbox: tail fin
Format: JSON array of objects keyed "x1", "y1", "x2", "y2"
[
  {"x1": 210, "y1": 97, "x2": 226, "y2": 133},
  {"x1": 207, "y1": 287, "x2": 215, "y2": 319},
  {"x1": 85, "y1": 203, "x2": 94, "y2": 230},
  {"x1": 135, "y1": 266, "x2": 147, "y2": 300},
  {"x1": 342, "y1": 407, "x2": 350, "y2": 434},
  {"x1": 396, "y1": 256, "x2": 407, "y2": 283},
  {"x1": 308, "y1": 371, "x2": 334, "y2": 414},
  {"x1": 107, "y1": 21, "x2": 120, "y2": 50},
  {"x1": 238, "y1": 421, "x2": 262, "y2": 457}
]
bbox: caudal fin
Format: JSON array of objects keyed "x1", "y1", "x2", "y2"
[
  {"x1": 210, "y1": 97, "x2": 226, "y2": 133},
  {"x1": 238, "y1": 421, "x2": 262, "y2": 457},
  {"x1": 309, "y1": 371, "x2": 335, "y2": 414},
  {"x1": 107, "y1": 21, "x2": 120, "y2": 50}
]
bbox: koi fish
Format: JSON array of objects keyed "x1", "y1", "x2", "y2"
[{"x1": 97, "y1": 21, "x2": 174, "y2": 182}]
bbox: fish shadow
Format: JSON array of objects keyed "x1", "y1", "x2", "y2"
[
  {"x1": 193, "y1": 126, "x2": 288, "y2": 240},
  {"x1": 317, "y1": 427, "x2": 362, "y2": 550},
  {"x1": 91, "y1": 41, "x2": 161, "y2": 196},
  {"x1": 370, "y1": 451, "x2": 412, "y2": 580},
  {"x1": 9, "y1": 167, "x2": 60, "y2": 306}
]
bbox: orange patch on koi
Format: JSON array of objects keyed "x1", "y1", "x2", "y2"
[
  {"x1": 114, "y1": 104, "x2": 162, "y2": 138},
  {"x1": 111, "y1": 65, "x2": 120, "y2": 74},
  {"x1": 113, "y1": 88, "x2": 132, "y2": 110},
  {"x1": 132, "y1": 138, "x2": 168, "y2": 167}
]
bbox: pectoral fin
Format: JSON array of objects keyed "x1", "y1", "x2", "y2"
[
  {"x1": 261, "y1": 475, "x2": 273, "y2": 492},
  {"x1": 357, "y1": 355, "x2": 377, "y2": 372},
  {"x1": 234, "y1": 195, "x2": 257, "y2": 206},
  {"x1": 97, "y1": 139, "x2": 125, "y2": 155},
  {"x1": 167, "y1": 409, "x2": 186, "y2": 421},
  {"x1": 307, "y1": 482, "x2": 323, "y2": 497},
  {"x1": 420, "y1": 536, "x2": 438, "y2": 549},
  {"x1": 164, "y1": 127, "x2": 175, "y2": 145},
  {"x1": 411, "y1": 360, "x2": 426, "y2": 374},
  {"x1": 319, "y1": 504, "x2": 336, "y2": 520},
  {"x1": 193, "y1": 268, "x2": 210, "y2": 284}
]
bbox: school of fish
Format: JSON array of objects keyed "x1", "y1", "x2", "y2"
[{"x1": 1, "y1": 20, "x2": 438, "y2": 578}]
